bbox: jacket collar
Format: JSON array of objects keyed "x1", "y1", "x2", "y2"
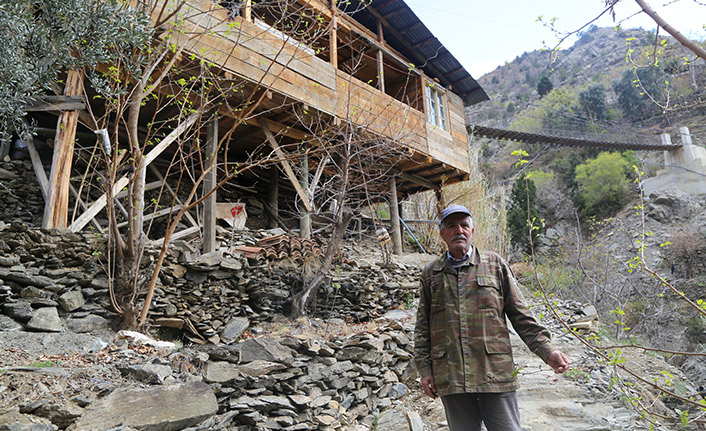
[{"x1": 430, "y1": 246, "x2": 480, "y2": 272}]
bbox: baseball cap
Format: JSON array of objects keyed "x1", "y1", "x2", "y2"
[{"x1": 439, "y1": 204, "x2": 472, "y2": 224}]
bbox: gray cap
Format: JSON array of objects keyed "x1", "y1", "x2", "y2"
[{"x1": 440, "y1": 204, "x2": 472, "y2": 224}]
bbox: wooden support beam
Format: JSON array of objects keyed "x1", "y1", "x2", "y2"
[
  {"x1": 260, "y1": 123, "x2": 313, "y2": 212},
  {"x1": 25, "y1": 95, "x2": 85, "y2": 112},
  {"x1": 69, "y1": 112, "x2": 200, "y2": 232},
  {"x1": 329, "y1": 3, "x2": 338, "y2": 68},
  {"x1": 43, "y1": 69, "x2": 83, "y2": 229},
  {"x1": 244, "y1": 0, "x2": 252, "y2": 22},
  {"x1": 376, "y1": 20, "x2": 385, "y2": 93},
  {"x1": 69, "y1": 184, "x2": 101, "y2": 231},
  {"x1": 299, "y1": 147, "x2": 311, "y2": 239},
  {"x1": 22, "y1": 121, "x2": 49, "y2": 201},
  {"x1": 203, "y1": 116, "x2": 218, "y2": 253},
  {"x1": 389, "y1": 176, "x2": 403, "y2": 255},
  {"x1": 147, "y1": 225, "x2": 200, "y2": 248}
]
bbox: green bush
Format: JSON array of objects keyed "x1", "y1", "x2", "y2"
[
  {"x1": 537, "y1": 75, "x2": 553, "y2": 98},
  {"x1": 578, "y1": 83, "x2": 609, "y2": 121},
  {"x1": 574, "y1": 152, "x2": 633, "y2": 219},
  {"x1": 613, "y1": 67, "x2": 668, "y2": 120}
]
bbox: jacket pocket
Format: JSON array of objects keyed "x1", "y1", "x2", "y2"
[
  {"x1": 477, "y1": 276, "x2": 502, "y2": 309},
  {"x1": 483, "y1": 339, "x2": 515, "y2": 383}
]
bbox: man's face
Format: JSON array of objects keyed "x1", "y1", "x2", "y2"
[{"x1": 440, "y1": 213, "x2": 474, "y2": 259}]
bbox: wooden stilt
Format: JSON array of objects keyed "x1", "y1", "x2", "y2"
[
  {"x1": 43, "y1": 69, "x2": 83, "y2": 228},
  {"x1": 299, "y1": 146, "x2": 311, "y2": 239},
  {"x1": 203, "y1": 116, "x2": 218, "y2": 253},
  {"x1": 389, "y1": 176, "x2": 403, "y2": 255}
]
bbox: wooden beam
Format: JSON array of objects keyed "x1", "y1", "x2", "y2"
[
  {"x1": 25, "y1": 95, "x2": 85, "y2": 112},
  {"x1": 116, "y1": 205, "x2": 183, "y2": 229},
  {"x1": 22, "y1": 120, "x2": 49, "y2": 200},
  {"x1": 203, "y1": 116, "x2": 218, "y2": 253},
  {"x1": 43, "y1": 69, "x2": 83, "y2": 229},
  {"x1": 329, "y1": 3, "x2": 338, "y2": 68},
  {"x1": 400, "y1": 22, "x2": 423, "y2": 35},
  {"x1": 69, "y1": 112, "x2": 200, "y2": 232},
  {"x1": 260, "y1": 123, "x2": 313, "y2": 212},
  {"x1": 389, "y1": 176, "x2": 403, "y2": 255},
  {"x1": 244, "y1": 0, "x2": 252, "y2": 21},
  {"x1": 299, "y1": 147, "x2": 311, "y2": 239},
  {"x1": 376, "y1": 20, "x2": 385, "y2": 93}
]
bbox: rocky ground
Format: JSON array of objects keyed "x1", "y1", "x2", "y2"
[
  {"x1": 1, "y1": 220, "x2": 704, "y2": 431},
  {"x1": 2, "y1": 159, "x2": 706, "y2": 430}
]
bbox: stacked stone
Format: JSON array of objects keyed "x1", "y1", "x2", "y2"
[
  {"x1": 0, "y1": 222, "x2": 111, "y2": 333},
  {"x1": 0, "y1": 161, "x2": 45, "y2": 225},
  {"x1": 195, "y1": 319, "x2": 417, "y2": 430}
]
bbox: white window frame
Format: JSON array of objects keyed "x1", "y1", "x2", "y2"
[{"x1": 425, "y1": 82, "x2": 447, "y2": 131}]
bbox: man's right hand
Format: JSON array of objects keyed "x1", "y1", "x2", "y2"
[{"x1": 421, "y1": 376, "x2": 438, "y2": 399}]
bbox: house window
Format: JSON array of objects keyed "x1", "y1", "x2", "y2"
[{"x1": 425, "y1": 83, "x2": 447, "y2": 130}]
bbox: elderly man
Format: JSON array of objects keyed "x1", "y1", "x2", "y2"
[{"x1": 414, "y1": 204, "x2": 569, "y2": 431}]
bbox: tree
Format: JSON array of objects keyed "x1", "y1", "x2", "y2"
[
  {"x1": 578, "y1": 83, "x2": 608, "y2": 121},
  {"x1": 507, "y1": 173, "x2": 541, "y2": 253},
  {"x1": 0, "y1": 0, "x2": 152, "y2": 141},
  {"x1": 613, "y1": 67, "x2": 667, "y2": 120},
  {"x1": 574, "y1": 152, "x2": 632, "y2": 219},
  {"x1": 537, "y1": 75, "x2": 553, "y2": 98}
]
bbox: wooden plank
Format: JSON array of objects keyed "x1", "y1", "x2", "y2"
[
  {"x1": 70, "y1": 112, "x2": 200, "y2": 232},
  {"x1": 43, "y1": 69, "x2": 83, "y2": 229},
  {"x1": 147, "y1": 165, "x2": 199, "y2": 228},
  {"x1": 260, "y1": 123, "x2": 313, "y2": 212},
  {"x1": 147, "y1": 225, "x2": 200, "y2": 248}
]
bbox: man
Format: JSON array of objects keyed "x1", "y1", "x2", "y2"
[{"x1": 414, "y1": 204, "x2": 569, "y2": 431}]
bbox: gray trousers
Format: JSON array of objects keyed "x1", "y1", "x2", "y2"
[{"x1": 441, "y1": 392, "x2": 521, "y2": 431}]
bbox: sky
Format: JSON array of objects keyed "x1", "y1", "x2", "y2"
[{"x1": 406, "y1": 0, "x2": 706, "y2": 78}]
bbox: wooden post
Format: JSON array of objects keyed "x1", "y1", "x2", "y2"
[
  {"x1": 376, "y1": 20, "x2": 385, "y2": 93},
  {"x1": 329, "y1": 1, "x2": 338, "y2": 68},
  {"x1": 43, "y1": 69, "x2": 83, "y2": 229},
  {"x1": 435, "y1": 189, "x2": 445, "y2": 218},
  {"x1": 203, "y1": 116, "x2": 218, "y2": 253},
  {"x1": 299, "y1": 146, "x2": 311, "y2": 239},
  {"x1": 268, "y1": 167, "x2": 279, "y2": 229},
  {"x1": 389, "y1": 176, "x2": 403, "y2": 255},
  {"x1": 244, "y1": 0, "x2": 252, "y2": 22}
]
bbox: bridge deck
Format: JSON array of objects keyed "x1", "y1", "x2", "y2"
[{"x1": 469, "y1": 125, "x2": 680, "y2": 151}]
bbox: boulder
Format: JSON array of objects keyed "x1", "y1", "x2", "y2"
[{"x1": 26, "y1": 307, "x2": 62, "y2": 332}]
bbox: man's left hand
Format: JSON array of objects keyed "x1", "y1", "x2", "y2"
[{"x1": 547, "y1": 350, "x2": 570, "y2": 374}]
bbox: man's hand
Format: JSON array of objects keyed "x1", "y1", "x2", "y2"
[
  {"x1": 421, "y1": 376, "x2": 438, "y2": 399},
  {"x1": 547, "y1": 350, "x2": 570, "y2": 374}
]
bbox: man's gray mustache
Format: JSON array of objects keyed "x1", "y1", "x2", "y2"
[{"x1": 452, "y1": 234, "x2": 467, "y2": 241}]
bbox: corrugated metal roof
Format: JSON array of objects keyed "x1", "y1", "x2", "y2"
[{"x1": 344, "y1": 0, "x2": 489, "y2": 106}]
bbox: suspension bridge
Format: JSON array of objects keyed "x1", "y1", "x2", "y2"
[{"x1": 467, "y1": 124, "x2": 706, "y2": 196}]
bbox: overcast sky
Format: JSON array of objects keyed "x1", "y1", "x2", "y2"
[{"x1": 406, "y1": 0, "x2": 706, "y2": 78}]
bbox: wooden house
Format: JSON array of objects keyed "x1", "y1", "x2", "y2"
[{"x1": 23, "y1": 0, "x2": 488, "y2": 252}]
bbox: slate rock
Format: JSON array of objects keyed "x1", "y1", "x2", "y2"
[
  {"x1": 26, "y1": 307, "x2": 62, "y2": 332},
  {"x1": 71, "y1": 381, "x2": 217, "y2": 431},
  {"x1": 118, "y1": 363, "x2": 173, "y2": 384},
  {"x1": 221, "y1": 316, "x2": 249, "y2": 344},
  {"x1": 66, "y1": 314, "x2": 109, "y2": 333},
  {"x1": 0, "y1": 407, "x2": 58, "y2": 431},
  {"x1": 376, "y1": 407, "x2": 410, "y2": 431},
  {"x1": 0, "y1": 314, "x2": 23, "y2": 331},
  {"x1": 57, "y1": 290, "x2": 85, "y2": 312},
  {"x1": 231, "y1": 338, "x2": 294, "y2": 364},
  {"x1": 204, "y1": 361, "x2": 240, "y2": 383},
  {"x1": 388, "y1": 383, "x2": 408, "y2": 399}
]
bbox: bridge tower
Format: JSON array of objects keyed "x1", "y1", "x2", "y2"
[{"x1": 644, "y1": 127, "x2": 706, "y2": 196}]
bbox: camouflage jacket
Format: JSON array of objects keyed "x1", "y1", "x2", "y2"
[{"x1": 413, "y1": 247, "x2": 555, "y2": 395}]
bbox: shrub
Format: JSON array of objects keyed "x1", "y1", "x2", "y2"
[
  {"x1": 574, "y1": 152, "x2": 633, "y2": 219},
  {"x1": 537, "y1": 75, "x2": 553, "y2": 98}
]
